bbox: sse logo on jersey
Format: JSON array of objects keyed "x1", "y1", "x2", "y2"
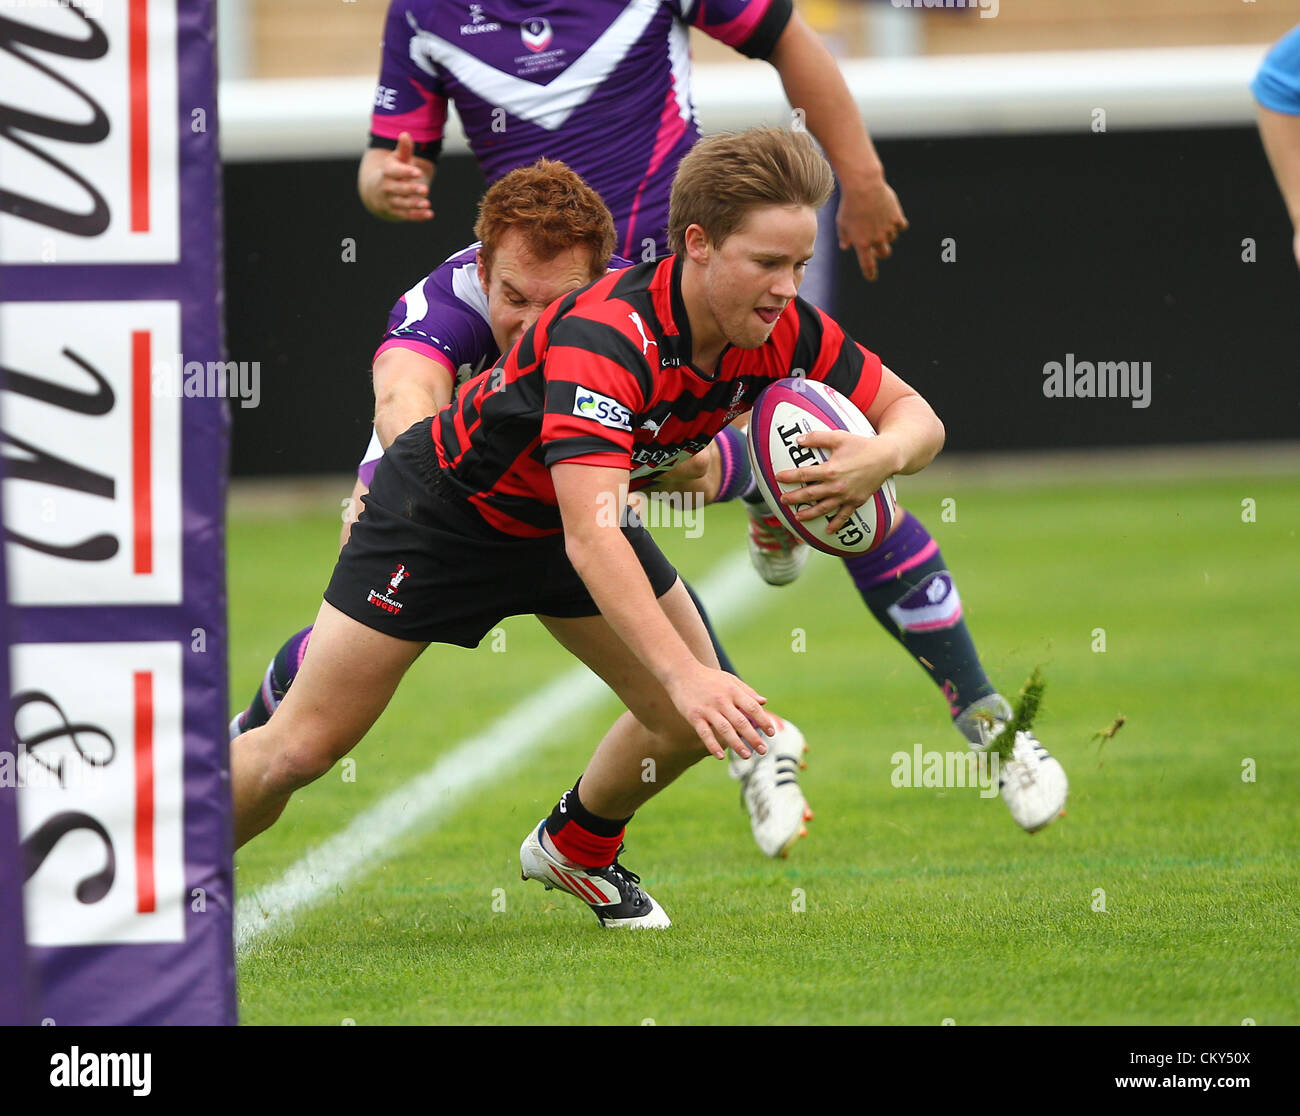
[{"x1": 573, "y1": 387, "x2": 631, "y2": 432}]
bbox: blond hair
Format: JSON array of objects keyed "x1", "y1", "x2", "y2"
[{"x1": 668, "y1": 128, "x2": 834, "y2": 256}]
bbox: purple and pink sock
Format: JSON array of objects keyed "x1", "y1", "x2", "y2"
[
  {"x1": 231, "y1": 625, "x2": 313, "y2": 737},
  {"x1": 844, "y1": 511, "x2": 998, "y2": 723}
]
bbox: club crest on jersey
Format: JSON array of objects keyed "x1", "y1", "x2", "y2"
[
  {"x1": 573, "y1": 387, "x2": 632, "y2": 432},
  {"x1": 521, "y1": 18, "x2": 553, "y2": 52},
  {"x1": 722, "y1": 381, "x2": 748, "y2": 423},
  {"x1": 367, "y1": 564, "x2": 410, "y2": 614}
]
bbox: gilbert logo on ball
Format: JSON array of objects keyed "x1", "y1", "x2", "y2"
[{"x1": 747, "y1": 377, "x2": 898, "y2": 557}]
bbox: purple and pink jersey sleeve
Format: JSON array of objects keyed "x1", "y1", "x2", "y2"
[
  {"x1": 373, "y1": 246, "x2": 633, "y2": 375},
  {"x1": 369, "y1": 1, "x2": 450, "y2": 156},
  {"x1": 373, "y1": 244, "x2": 499, "y2": 380},
  {"x1": 361, "y1": 247, "x2": 634, "y2": 484},
  {"x1": 360, "y1": 244, "x2": 496, "y2": 485},
  {"x1": 671, "y1": 0, "x2": 786, "y2": 51},
  {"x1": 367, "y1": 1, "x2": 792, "y2": 255}
]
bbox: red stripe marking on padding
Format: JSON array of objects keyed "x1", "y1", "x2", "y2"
[
  {"x1": 129, "y1": 0, "x2": 150, "y2": 232},
  {"x1": 132, "y1": 330, "x2": 152, "y2": 574},
  {"x1": 134, "y1": 671, "x2": 156, "y2": 914}
]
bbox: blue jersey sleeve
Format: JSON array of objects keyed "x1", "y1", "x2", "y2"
[{"x1": 1252, "y1": 24, "x2": 1300, "y2": 115}]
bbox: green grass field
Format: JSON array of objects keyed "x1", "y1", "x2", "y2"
[{"x1": 230, "y1": 460, "x2": 1300, "y2": 1025}]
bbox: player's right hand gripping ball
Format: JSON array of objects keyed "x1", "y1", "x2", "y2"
[{"x1": 747, "y1": 377, "x2": 898, "y2": 557}]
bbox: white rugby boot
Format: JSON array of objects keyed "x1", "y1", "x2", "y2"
[
  {"x1": 519, "y1": 822, "x2": 670, "y2": 928},
  {"x1": 728, "y1": 720, "x2": 813, "y2": 857},
  {"x1": 745, "y1": 497, "x2": 808, "y2": 586},
  {"x1": 995, "y1": 730, "x2": 1068, "y2": 833},
  {"x1": 969, "y1": 722, "x2": 1068, "y2": 834},
  {"x1": 959, "y1": 695, "x2": 1067, "y2": 833}
]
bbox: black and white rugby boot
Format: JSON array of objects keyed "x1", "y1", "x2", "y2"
[{"x1": 519, "y1": 821, "x2": 670, "y2": 928}]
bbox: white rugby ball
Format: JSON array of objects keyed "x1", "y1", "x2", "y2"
[{"x1": 747, "y1": 377, "x2": 898, "y2": 557}]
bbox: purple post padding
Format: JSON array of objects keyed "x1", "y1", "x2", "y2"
[
  {"x1": 1, "y1": 1, "x2": 235, "y2": 1024},
  {"x1": 0, "y1": 476, "x2": 35, "y2": 1025}
]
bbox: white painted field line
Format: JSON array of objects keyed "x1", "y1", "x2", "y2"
[{"x1": 235, "y1": 549, "x2": 768, "y2": 953}]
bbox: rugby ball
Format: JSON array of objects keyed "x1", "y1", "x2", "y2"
[{"x1": 747, "y1": 377, "x2": 898, "y2": 557}]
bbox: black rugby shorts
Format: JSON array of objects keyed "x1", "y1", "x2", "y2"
[{"x1": 324, "y1": 422, "x2": 678, "y2": 647}]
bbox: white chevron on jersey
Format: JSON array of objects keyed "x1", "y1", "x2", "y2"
[
  {"x1": 665, "y1": 16, "x2": 693, "y2": 124},
  {"x1": 404, "y1": 0, "x2": 666, "y2": 132},
  {"x1": 397, "y1": 244, "x2": 488, "y2": 334},
  {"x1": 450, "y1": 254, "x2": 490, "y2": 324},
  {"x1": 396, "y1": 273, "x2": 431, "y2": 332}
]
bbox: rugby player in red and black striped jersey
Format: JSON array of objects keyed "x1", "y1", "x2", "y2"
[
  {"x1": 232, "y1": 128, "x2": 945, "y2": 927},
  {"x1": 431, "y1": 244, "x2": 881, "y2": 539},
  {"x1": 228, "y1": 159, "x2": 815, "y2": 860}
]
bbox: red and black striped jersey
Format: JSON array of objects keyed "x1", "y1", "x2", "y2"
[{"x1": 430, "y1": 254, "x2": 883, "y2": 538}]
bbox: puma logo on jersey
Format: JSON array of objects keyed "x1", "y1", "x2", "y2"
[{"x1": 628, "y1": 311, "x2": 657, "y2": 356}]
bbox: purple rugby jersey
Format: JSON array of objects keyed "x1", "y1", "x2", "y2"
[
  {"x1": 374, "y1": 242, "x2": 498, "y2": 387},
  {"x1": 369, "y1": 0, "x2": 794, "y2": 257},
  {"x1": 359, "y1": 241, "x2": 633, "y2": 482}
]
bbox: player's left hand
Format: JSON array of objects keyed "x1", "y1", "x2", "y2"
[
  {"x1": 837, "y1": 176, "x2": 907, "y2": 282},
  {"x1": 644, "y1": 441, "x2": 720, "y2": 502},
  {"x1": 773, "y1": 430, "x2": 901, "y2": 534}
]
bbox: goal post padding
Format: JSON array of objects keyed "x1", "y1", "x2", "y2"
[{"x1": 0, "y1": 0, "x2": 234, "y2": 1024}]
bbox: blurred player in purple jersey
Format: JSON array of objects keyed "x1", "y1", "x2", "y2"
[
  {"x1": 232, "y1": 159, "x2": 815, "y2": 858},
  {"x1": 359, "y1": 0, "x2": 906, "y2": 281}
]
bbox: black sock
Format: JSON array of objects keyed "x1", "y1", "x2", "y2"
[{"x1": 544, "y1": 779, "x2": 632, "y2": 868}]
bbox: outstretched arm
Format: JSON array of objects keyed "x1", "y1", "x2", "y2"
[
  {"x1": 1258, "y1": 106, "x2": 1300, "y2": 269},
  {"x1": 372, "y1": 348, "x2": 455, "y2": 448},
  {"x1": 769, "y1": 13, "x2": 907, "y2": 281},
  {"x1": 553, "y1": 462, "x2": 773, "y2": 757}
]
